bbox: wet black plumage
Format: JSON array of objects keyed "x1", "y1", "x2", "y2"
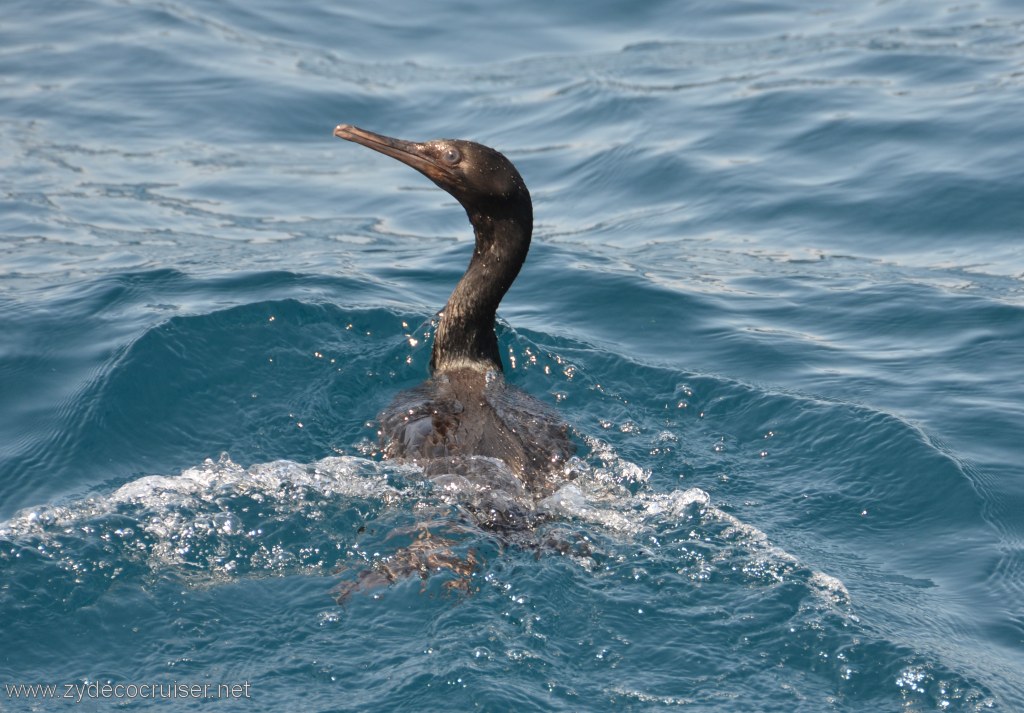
[{"x1": 334, "y1": 125, "x2": 574, "y2": 499}]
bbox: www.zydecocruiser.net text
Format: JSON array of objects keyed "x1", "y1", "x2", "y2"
[{"x1": 5, "y1": 680, "x2": 252, "y2": 703}]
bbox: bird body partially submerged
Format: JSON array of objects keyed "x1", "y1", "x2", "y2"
[
  {"x1": 379, "y1": 366, "x2": 574, "y2": 498},
  {"x1": 334, "y1": 125, "x2": 574, "y2": 498}
]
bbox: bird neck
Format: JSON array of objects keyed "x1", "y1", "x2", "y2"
[{"x1": 430, "y1": 208, "x2": 532, "y2": 375}]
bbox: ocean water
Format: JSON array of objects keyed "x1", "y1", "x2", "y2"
[{"x1": 2, "y1": 0, "x2": 1023, "y2": 710}]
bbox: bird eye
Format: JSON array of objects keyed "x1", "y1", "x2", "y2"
[{"x1": 441, "y1": 146, "x2": 461, "y2": 165}]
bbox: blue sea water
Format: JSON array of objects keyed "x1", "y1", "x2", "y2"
[{"x1": 2, "y1": 0, "x2": 1023, "y2": 710}]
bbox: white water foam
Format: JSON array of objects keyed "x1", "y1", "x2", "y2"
[{"x1": 1, "y1": 445, "x2": 850, "y2": 609}]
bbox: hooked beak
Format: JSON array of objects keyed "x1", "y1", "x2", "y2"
[{"x1": 334, "y1": 124, "x2": 455, "y2": 187}]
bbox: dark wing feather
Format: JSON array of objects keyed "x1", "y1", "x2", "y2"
[{"x1": 378, "y1": 369, "x2": 574, "y2": 497}]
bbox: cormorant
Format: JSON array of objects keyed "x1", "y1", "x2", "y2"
[{"x1": 333, "y1": 125, "x2": 575, "y2": 510}]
